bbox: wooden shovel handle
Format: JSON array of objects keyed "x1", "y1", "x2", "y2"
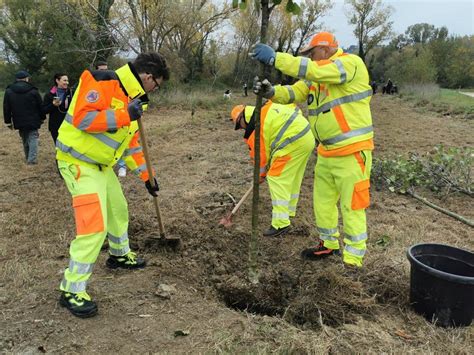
[
  {"x1": 231, "y1": 185, "x2": 253, "y2": 215},
  {"x1": 137, "y1": 117, "x2": 165, "y2": 238}
]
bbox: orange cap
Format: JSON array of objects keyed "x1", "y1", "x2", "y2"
[
  {"x1": 231, "y1": 105, "x2": 245, "y2": 130},
  {"x1": 300, "y1": 32, "x2": 338, "y2": 54}
]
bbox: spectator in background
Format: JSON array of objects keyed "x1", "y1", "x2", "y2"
[
  {"x1": 3, "y1": 70, "x2": 45, "y2": 165},
  {"x1": 385, "y1": 78, "x2": 393, "y2": 95},
  {"x1": 370, "y1": 80, "x2": 377, "y2": 94},
  {"x1": 95, "y1": 60, "x2": 108, "y2": 70},
  {"x1": 42, "y1": 73, "x2": 73, "y2": 144},
  {"x1": 243, "y1": 82, "x2": 248, "y2": 96},
  {"x1": 224, "y1": 89, "x2": 231, "y2": 99}
]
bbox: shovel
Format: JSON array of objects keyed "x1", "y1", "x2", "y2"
[
  {"x1": 137, "y1": 117, "x2": 181, "y2": 248},
  {"x1": 219, "y1": 185, "x2": 253, "y2": 228}
]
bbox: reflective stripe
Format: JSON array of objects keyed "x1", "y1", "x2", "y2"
[
  {"x1": 56, "y1": 140, "x2": 101, "y2": 165},
  {"x1": 271, "y1": 124, "x2": 310, "y2": 159},
  {"x1": 67, "y1": 110, "x2": 117, "y2": 131},
  {"x1": 78, "y1": 111, "x2": 100, "y2": 130},
  {"x1": 334, "y1": 59, "x2": 347, "y2": 83},
  {"x1": 272, "y1": 212, "x2": 289, "y2": 219},
  {"x1": 298, "y1": 58, "x2": 309, "y2": 78},
  {"x1": 108, "y1": 232, "x2": 129, "y2": 244},
  {"x1": 304, "y1": 80, "x2": 312, "y2": 88},
  {"x1": 315, "y1": 89, "x2": 372, "y2": 115},
  {"x1": 317, "y1": 226, "x2": 338, "y2": 235},
  {"x1": 61, "y1": 279, "x2": 87, "y2": 293},
  {"x1": 260, "y1": 166, "x2": 267, "y2": 174},
  {"x1": 288, "y1": 206, "x2": 296, "y2": 212},
  {"x1": 64, "y1": 113, "x2": 74, "y2": 124},
  {"x1": 345, "y1": 231, "x2": 367, "y2": 242},
  {"x1": 308, "y1": 109, "x2": 318, "y2": 116},
  {"x1": 123, "y1": 146, "x2": 142, "y2": 157},
  {"x1": 132, "y1": 163, "x2": 147, "y2": 175},
  {"x1": 272, "y1": 200, "x2": 289, "y2": 206},
  {"x1": 320, "y1": 234, "x2": 338, "y2": 242},
  {"x1": 284, "y1": 85, "x2": 295, "y2": 102},
  {"x1": 90, "y1": 133, "x2": 121, "y2": 150},
  {"x1": 270, "y1": 109, "x2": 299, "y2": 153},
  {"x1": 345, "y1": 245, "x2": 366, "y2": 257},
  {"x1": 321, "y1": 125, "x2": 373, "y2": 145},
  {"x1": 68, "y1": 260, "x2": 94, "y2": 274},
  {"x1": 290, "y1": 193, "x2": 299, "y2": 199},
  {"x1": 106, "y1": 110, "x2": 117, "y2": 131},
  {"x1": 109, "y1": 245, "x2": 130, "y2": 256}
]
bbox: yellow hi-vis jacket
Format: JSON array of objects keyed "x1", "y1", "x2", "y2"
[
  {"x1": 56, "y1": 63, "x2": 151, "y2": 181},
  {"x1": 244, "y1": 101, "x2": 312, "y2": 177},
  {"x1": 272, "y1": 48, "x2": 374, "y2": 157}
]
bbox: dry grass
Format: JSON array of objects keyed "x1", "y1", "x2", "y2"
[{"x1": 0, "y1": 94, "x2": 473, "y2": 353}]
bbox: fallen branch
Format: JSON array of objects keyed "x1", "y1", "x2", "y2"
[{"x1": 407, "y1": 191, "x2": 474, "y2": 228}]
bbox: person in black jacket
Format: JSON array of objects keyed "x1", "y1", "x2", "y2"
[
  {"x1": 42, "y1": 73, "x2": 73, "y2": 144},
  {"x1": 3, "y1": 71, "x2": 45, "y2": 165}
]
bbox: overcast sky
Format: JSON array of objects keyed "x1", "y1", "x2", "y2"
[
  {"x1": 314, "y1": 0, "x2": 474, "y2": 48},
  {"x1": 217, "y1": 0, "x2": 473, "y2": 49}
]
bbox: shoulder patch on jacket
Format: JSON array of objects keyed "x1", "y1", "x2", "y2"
[{"x1": 85, "y1": 90, "x2": 100, "y2": 103}]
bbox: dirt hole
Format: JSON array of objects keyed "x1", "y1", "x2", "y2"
[{"x1": 216, "y1": 260, "x2": 408, "y2": 329}]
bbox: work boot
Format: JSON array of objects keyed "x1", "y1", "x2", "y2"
[
  {"x1": 263, "y1": 225, "x2": 290, "y2": 237},
  {"x1": 59, "y1": 291, "x2": 98, "y2": 318},
  {"x1": 301, "y1": 241, "x2": 340, "y2": 260},
  {"x1": 106, "y1": 251, "x2": 146, "y2": 269}
]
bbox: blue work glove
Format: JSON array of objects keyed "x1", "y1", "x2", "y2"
[
  {"x1": 145, "y1": 178, "x2": 159, "y2": 197},
  {"x1": 253, "y1": 76, "x2": 275, "y2": 99},
  {"x1": 127, "y1": 99, "x2": 144, "y2": 121},
  {"x1": 249, "y1": 43, "x2": 276, "y2": 66}
]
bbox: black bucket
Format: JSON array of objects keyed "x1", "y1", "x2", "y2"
[{"x1": 407, "y1": 243, "x2": 474, "y2": 327}]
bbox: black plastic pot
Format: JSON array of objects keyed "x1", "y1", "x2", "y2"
[{"x1": 407, "y1": 243, "x2": 474, "y2": 327}]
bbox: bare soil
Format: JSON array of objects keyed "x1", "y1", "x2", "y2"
[{"x1": 1, "y1": 94, "x2": 473, "y2": 353}]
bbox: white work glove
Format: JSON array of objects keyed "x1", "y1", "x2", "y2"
[{"x1": 253, "y1": 76, "x2": 275, "y2": 99}]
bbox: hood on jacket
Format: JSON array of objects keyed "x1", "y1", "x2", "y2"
[{"x1": 6, "y1": 80, "x2": 37, "y2": 94}]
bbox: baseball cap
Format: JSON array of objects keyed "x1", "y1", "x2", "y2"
[
  {"x1": 15, "y1": 70, "x2": 31, "y2": 79},
  {"x1": 299, "y1": 32, "x2": 338, "y2": 54}
]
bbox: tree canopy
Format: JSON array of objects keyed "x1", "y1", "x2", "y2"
[{"x1": 0, "y1": 0, "x2": 473, "y2": 90}]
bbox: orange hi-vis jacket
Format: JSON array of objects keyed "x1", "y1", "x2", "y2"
[
  {"x1": 272, "y1": 48, "x2": 374, "y2": 157},
  {"x1": 244, "y1": 101, "x2": 312, "y2": 177},
  {"x1": 56, "y1": 63, "x2": 151, "y2": 181}
]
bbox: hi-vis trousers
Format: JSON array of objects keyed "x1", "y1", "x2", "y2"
[
  {"x1": 266, "y1": 131, "x2": 315, "y2": 229},
  {"x1": 313, "y1": 150, "x2": 372, "y2": 267},
  {"x1": 58, "y1": 160, "x2": 130, "y2": 294}
]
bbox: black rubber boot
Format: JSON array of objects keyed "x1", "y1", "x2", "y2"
[
  {"x1": 106, "y1": 251, "x2": 146, "y2": 269},
  {"x1": 301, "y1": 241, "x2": 341, "y2": 260},
  {"x1": 262, "y1": 225, "x2": 290, "y2": 237},
  {"x1": 59, "y1": 292, "x2": 98, "y2": 318}
]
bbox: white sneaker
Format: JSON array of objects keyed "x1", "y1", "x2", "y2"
[{"x1": 118, "y1": 167, "x2": 127, "y2": 177}]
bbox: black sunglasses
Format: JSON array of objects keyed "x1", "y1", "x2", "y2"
[
  {"x1": 152, "y1": 76, "x2": 161, "y2": 90},
  {"x1": 147, "y1": 72, "x2": 161, "y2": 91}
]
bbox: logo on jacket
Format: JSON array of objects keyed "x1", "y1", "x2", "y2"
[{"x1": 85, "y1": 90, "x2": 100, "y2": 103}]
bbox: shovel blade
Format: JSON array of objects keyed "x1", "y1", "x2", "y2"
[
  {"x1": 147, "y1": 235, "x2": 181, "y2": 250},
  {"x1": 219, "y1": 213, "x2": 233, "y2": 228}
]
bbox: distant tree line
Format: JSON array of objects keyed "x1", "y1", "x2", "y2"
[
  {"x1": 0, "y1": 0, "x2": 472, "y2": 91},
  {"x1": 369, "y1": 23, "x2": 474, "y2": 88}
]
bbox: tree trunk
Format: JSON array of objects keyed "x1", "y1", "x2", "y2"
[
  {"x1": 249, "y1": 0, "x2": 271, "y2": 284},
  {"x1": 96, "y1": 0, "x2": 115, "y2": 61}
]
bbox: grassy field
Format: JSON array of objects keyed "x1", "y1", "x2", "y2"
[{"x1": 399, "y1": 84, "x2": 474, "y2": 118}]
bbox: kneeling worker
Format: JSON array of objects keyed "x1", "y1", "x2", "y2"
[{"x1": 230, "y1": 101, "x2": 315, "y2": 237}]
